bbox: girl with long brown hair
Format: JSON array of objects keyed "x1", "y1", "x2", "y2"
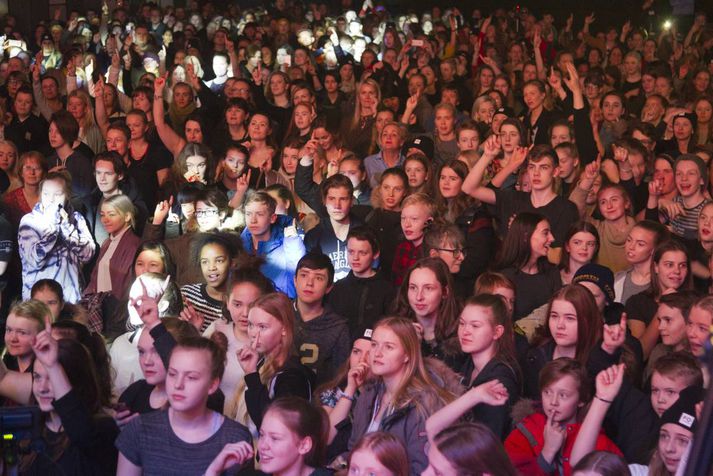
[{"x1": 393, "y1": 257, "x2": 464, "y2": 370}]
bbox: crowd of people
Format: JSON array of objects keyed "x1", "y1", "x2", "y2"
[{"x1": 0, "y1": 0, "x2": 710, "y2": 474}]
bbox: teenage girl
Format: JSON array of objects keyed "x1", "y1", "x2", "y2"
[
  {"x1": 393, "y1": 257, "x2": 464, "y2": 370},
  {"x1": 180, "y1": 232, "x2": 242, "y2": 332},
  {"x1": 203, "y1": 268, "x2": 275, "y2": 408},
  {"x1": 116, "y1": 336, "x2": 252, "y2": 475},
  {"x1": 424, "y1": 423, "x2": 519, "y2": 476},
  {"x1": 227, "y1": 293, "x2": 315, "y2": 433},
  {"x1": 207, "y1": 397, "x2": 332, "y2": 476},
  {"x1": 346, "y1": 317, "x2": 458, "y2": 475}
]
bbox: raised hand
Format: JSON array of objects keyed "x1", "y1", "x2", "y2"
[
  {"x1": 154, "y1": 73, "x2": 168, "y2": 96},
  {"x1": 583, "y1": 157, "x2": 601, "y2": 181},
  {"x1": 602, "y1": 313, "x2": 627, "y2": 354},
  {"x1": 471, "y1": 379, "x2": 509, "y2": 406},
  {"x1": 346, "y1": 361, "x2": 369, "y2": 394},
  {"x1": 128, "y1": 275, "x2": 170, "y2": 329},
  {"x1": 185, "y1": 62, "x2": 200, "y2": 91},
  {"x1": 152, "y1": 196, "x2": 173, "y2": 225},
  {"x1": 251, "y1": 62, "x2": 263, "y2": 86},
  {"x1": 482, "y1": 134, "x2": 502, "y2": 159},
  {"x1": 547, "y1": 67, "x2": 562, "y2": 91},
  {"x1": 648, "y1": 179, "x2": 663, "y2": 198},
  {"x1": 595, "y1": 363, "x2": 625, "y2": 402},
  {"x1": 111, "y1": 49, "x2": 121, "y2": 70},
  {"x1": 85, "y1": 58, "x2": 94, "y2": 79},
  {"x1": 584, "y1": 12, "x2": 596, "y2": 26},
  {"x1": 205, "y1": 442, "x2": 254, "y2": 476},
  {"x1": 622, "y1": 20, "x2": 632, "y2": 36},
  {"x1": 562, "y1": 62, "x2": 581, "y2": 93},
  {"x1": 565, "y1": 13, "x2": 574, "y2": 31},
  {"x1": 32, "y1": 316, "x2": 58, "y2": 369},
  {"x1": 179, "y1": 301, "x2": 205, "y2": 331},
  {"x1": 237, "y1": 344, "x2": 259, "y2": 374},
  {"x1": 511, "y1": 145, "x2": 530, "y2": 168},
  {"x1": 405, "y1": 92, "x2": 420, "y2": 112},
  {"x1": 236, "y1": 168, "x2": 252, "y2": 195},
  {"x1": 533, "y1": 26, "x2": 542, "y2": 49},
  {"x1": 94, "y1": 75, "x2": 105, "y2": 98}
]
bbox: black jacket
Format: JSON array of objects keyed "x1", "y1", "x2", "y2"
[
  {"x1": 81, "y1": 179, "x2": 149, "y2": 238},
  {"x1": 26, "y1": 390, "x2": 119, "y2": 476},
  {"x1": 296, "y1": 160, "x2": 364, "y2": 280},
  {"x1": 245, "y1": 356, "x2": 315, "y2": 429},
  {"x1": 461, "y1": 357, "x2": 521, "y2": 440},
  {"x1": 326, "y1": 271, "x2": 396, "y2": 337},
  {"x1": 352, "y1": 206, "x2": 403, "y2": 280},
  {"x1": 454, "y1": 205, "x2": 496, "y2": 298},
  {"x1": 522, "y1": 340, "x2": 621, "y2": 399}
]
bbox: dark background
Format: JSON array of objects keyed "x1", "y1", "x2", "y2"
[{"x1": 6, "y1": 0, "x2": 713, "y2": 44}]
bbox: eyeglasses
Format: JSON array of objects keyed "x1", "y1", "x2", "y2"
[
  {"x1": 22, "y1": 165, "x2": 42, "y2": 172},
  {"x1": 195, "y1": 209, "x2": 219, "y2": 218},
  {"x1": 436, "y1": 248, "x2": 466, "y2": 258}
]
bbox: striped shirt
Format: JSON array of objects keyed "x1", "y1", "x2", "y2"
[
  {"x1": 667, "y1": 197, "x2": 711, "y2": 241},
  {"x1": 180, "y1": 283, "x2": 223, "y2": 333}
]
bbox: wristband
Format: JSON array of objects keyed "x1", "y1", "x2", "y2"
[
  {"x1": 595, "y1": 395, "x2": 613, "y2": 404},
  {"x1": 154, "y1": 95, "x2": 162, "y2": 100},
  {"x1": 336, "y1": 389, "x2": 355, "y2": 402}
]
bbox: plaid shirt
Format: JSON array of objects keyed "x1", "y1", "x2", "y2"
[{"x1": 391, "y1": 240, "x2": 422, "y2": 286}]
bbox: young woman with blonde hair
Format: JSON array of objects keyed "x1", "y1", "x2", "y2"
[
  {"x1": 346, "y1": 316, "x2": 460, "y2": 475},
  {"x1": 227, "y1": 292, "x2": 315, "y2": 435}
]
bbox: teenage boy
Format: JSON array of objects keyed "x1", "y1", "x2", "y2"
[
  {"x1": 463, "y1": 141, "x2": 579, "y2": 251},
  {"x1": 327, "y1": 227, "x2": 396, "y2": 335},
  {"x1": 241, "y1": 191, "x2": 305, "y2": 298},
  {"x1": 647, "y1": 154, "x2": 711, "y2": 244},
  {"x1": 650, "y1": 351, "x2": 704, "y2": 417},
  {"x1": 293, "y1": 253, "x2": 351, "y2": 385},
  {"x1": 83, "y1": 151, "x2": 148, "y2": 244},
  {"x1": 296, "y1": 150, "x2": 363, "y2": 281},
  {"x1": 392, "y1": 193, "x2": 435, "y2": 286}
]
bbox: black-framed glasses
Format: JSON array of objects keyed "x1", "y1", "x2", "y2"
[
  {"x1": 195, "y1": 209, "x2": 219, "y2": 218},
  {"x1": 436, "y1": 248, "x2": 466, "y2": 258}
]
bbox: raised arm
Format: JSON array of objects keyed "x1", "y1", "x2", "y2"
[
  {"x1": 152, "y1": 74, "x2": 185, "y2": 158},
  {"x1": 532, "y1": 27, "x2": 547, "y2": 82},
  {"x1": 32, "y1": 53, "x2": 54, "y2": 122},
  {"x1": 570, "y1": 364, "x2": 625, "y2": 466},
  {"x1": 0, "y1": 351, "x2": 32, "y2": 404},
  {"x1": 93, "y1": 76, "x2": 110, "y2": 138},
  {"x1": 462, "y1": 135, "x2": 500, "y2": 204},
  {"x1": 569, "y1": 158, "x2": 601, "y2": 219},
  {"x1": 490, "y1": 145, "x2": 528, "y2": 189},
  {"x1": 326, "y1": 362, "x2": 368, "y2": 444},
  {"x1": 426, "y1": 380, "x2": 508, "y2": 442}
]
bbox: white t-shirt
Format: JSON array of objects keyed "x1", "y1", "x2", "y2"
[
  {"x1": 203, "y1": 319, "x2": 249, "y2": 411},
  {"x1": 109, "y1": 328, "x2": 144, "y2": 397},
  {"x1": 628, "y1": 464, "x2": 648, "y2": 476}
]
